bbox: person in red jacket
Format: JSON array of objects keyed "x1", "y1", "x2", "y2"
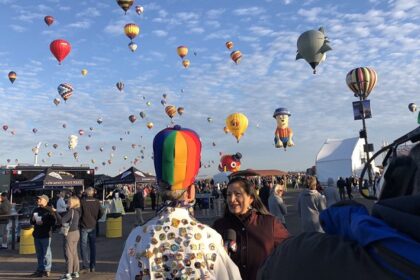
[{"x1": 213, "y1": 177, "x2": 289, "y2": 280}]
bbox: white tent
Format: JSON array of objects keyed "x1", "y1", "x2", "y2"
[{"x1": 315, "y1": 137, "x2": 376, "y2": 185}]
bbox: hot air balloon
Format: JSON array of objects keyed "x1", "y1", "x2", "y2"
[
  {"x1": 346, "y1": 67, "x2": 377, "y2": 99},
  {"x1": 100, "y1": 147, "x2": 104, "y2": 152},
  {"x1": 10, "y1": 130, "x2": 15, "y2": 135},
  {"x1": 53, "y1": 144, "x2": 58, "y2": 149},
  {"x1": 97, "y1": 117, "x2": 103, "y2": 124},
  {"x1": 102, "y1": 162, "x2": 106, "y2": 166},
  {"x1": 129, "y1": 115, "x2": 137, "y2": 123},
  {"x1": 177, "y1": 107, "x2": 184, "y2": 116},
  {"x1": 230, "y1": 50, "x2": 242, "y2": 64},
  {"x1": 161, "y1": 99, "x2": 167, "y2": 106},
  {"x1": 226, "y1": 41, "x2": 234, "y2": 50},
  {"x1": 32, "y1": 128, "x2": 38, "y2": 134},
  {"x1": 44, "y1": 16, "x2": 54, "y2": 26},
  {"x1": 112, "y1": 145, "x2": 116, "y2": 151},
  {"x1": 146, "y1": 101, "x2": 151, "y2": 107},
  {"x1": 68, "y1": 135, "x2": 78, "y2": 150},
  {"x1": 162, "y1": 93, "x2": 167, "y2": 99},
  {"x1": 79, "y1": 129, "x2": 84, "y2": 136},
  {"x1": 182, "y1": 59, "x2": 190, "y2": 68},
  {"x1": 165, "y1": 105, "x2": 177, "y2": 119},
  {"x1": 124, "y1": 23, "x2": 140, "y2": 41},
  {"x1": 136, "y1": 5, "x2": 144, "y2": 15},
  {"x1": 57, "y1": 83, "x2": 73, "y2": 101},
  {"x1": 218, "y1": 153, "x2": 242, "y2": 172},
  {"x1": 207, "y1": 117, "x2": 213, "y2": 123},
  {"x1": 212, "y1": 142, "x2": 216, "y2": 147},
  {"x1": 53, "y1": 98, "x2": 61, "y2": 106},
  {"x1": 147, "y1": 122, "x2": 154, "y2": 129},
  {"x1": 108, "y1": 159, "x2": 112, "y2": 165},
  {"x1": 8, "y1": 71, "x2": 16, "y2": 83},
  {"x1": 131, "y1": 144, "x2": 137, "y2": 149},
  {"x1": 85, "y1": 145, "x2": 90, "y2": 151},
  {"x1": 117, "y1": 0, "x2": 134, "y2": 14},
  {"x1": 226, "y1": 113, "x2": 249, "y2": 142},
  {"x1": 177, "y1": 46, "x2": 188, "y2": 59},
  {"x1": 91, "y1": 159, "x2": 96, "y2": 164},
  {"x1": 73, "y1": 152, "x2": 78, "y2": 159},
  {"x1": 116, "y1": 82, "x2": 124, "y2": 91},
  {"x1": 139, "y1": 111, "x2": 146, "y2": 119},
  {"x1": 296, "y1": 27, "x2": 332, "y2": 74},
  {"x1": 128, "y1": 42, "x2": 138, "y2": 52},
  {"x1": 273, "y1": 108, "x2": 294, "y2": 150},
  {"x1": 408, "y1": 103, "x2": 417, "y2": 112},
  {"x1": 2, "y1": 125, "x2": 8, "y2": 131},
  {"x1": 223, "y1": 126, "x2": 229, "y2": 134},
  {"x1": 124, "y1": 155, "x2": 128, "y2": 160},
  {"x1": 50, "y1": 39, "x2": 71, "y2": 65},
  {"x1": 89, "y1": 127, "x2": 94, "y2": 131},
  {"x1": 120, "y1": 137, "x2": 123, "y2": 141},
  {"x1": 47, "y1": 152, "x2": 53, "y2": 158},
  {"x1": 81, "y1": 69, "x2": 88, "y2": 76},
  {"x1": 62, "y1": 124, "x2": 67, "y2": 128}
]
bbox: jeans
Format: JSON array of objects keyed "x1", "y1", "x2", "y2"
[
  {"x1": 80, "y1": 228, "x2": 96, "y2": 270},
  {"x1": 34, "y1": 238, "x2": 52, "y2": 272}
]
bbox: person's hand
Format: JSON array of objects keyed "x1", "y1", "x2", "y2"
[{"x1": 36, "y1": 220, "x2": 43, "y2": 225}]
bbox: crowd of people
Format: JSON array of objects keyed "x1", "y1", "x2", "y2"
[{"x1": 0, "y1": 125, "x2": 419, "y2": 279}]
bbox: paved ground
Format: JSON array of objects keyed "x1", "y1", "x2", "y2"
[{"x1": 0, "y1": 189, "x2": 371, "y2": 279}]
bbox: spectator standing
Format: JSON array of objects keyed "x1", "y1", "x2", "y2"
[
  {"x1": 60, "y1": 196, "x2": 81, "y2": 280},
  {"x1": 30, "y1": 195, "x2": 57, "y2": 277},
  {"x1": 323, "y1": 177, "x2": 340, "y2": 207},
  {"x1": 132, "y1": 186, "x2": 144, "y2": 225},
  {"x1": 149, "y1": 186, "x2": 157, "y2": 210},
  {"x1": 345, "y1": 177, "x2": 353, "y2": 199},
  {"x1": 268, "y1": 183, "x2": 288, "y2": 227},
  {"x1": 337, "y1": 177, "x2": 346, "y2": 200},
  {"x1": 258, "y1": 181, "x2": 271, "y2": 210},
  {"x1": 56, "y1": 191, "x2": 68, "y2": 217},
  {"x1": 80, "y1": 187, "x2": 103, "y2": 273},
  {"x1": 297, "y1": 176, "x2": 326, "y2": 232},
  {"x1": 0, "y1": 192, "x2": 12, "y2": 249}
]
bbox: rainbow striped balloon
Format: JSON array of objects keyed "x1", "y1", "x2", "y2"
[{"x1": 153, "y1": 126, "x2": 201, "y2": 190}]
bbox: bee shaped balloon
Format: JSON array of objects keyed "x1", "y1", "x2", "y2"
[
  {"x1": 273, "y1": 108, "x2": 294, "y2": 150},
  {"x1": 226, "y1": 113, "x2": 248, "y2": 143}
]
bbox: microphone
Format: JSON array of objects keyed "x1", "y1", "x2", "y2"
[
  {"x1": 224, "y1": 229, "x2": 237, "y2": 256},
  {"x1": 392, "y1": 126, "x2": 420, "y2": 146}
]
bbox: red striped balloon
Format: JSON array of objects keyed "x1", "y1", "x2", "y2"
[{"x1": 346, "y1": 67, "x2": 377, "y2": 98}]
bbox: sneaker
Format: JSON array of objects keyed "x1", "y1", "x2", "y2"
[
  {"x1": 59, "y1": 273, "x2": 72, "y2": 280},
  {"x1": 70, "y1": 272, "x2": 80, "y2": 278},
  {"x1": 42, "y1": 271, "x2": 51, "y2": 277},
  {"x1": 90, "y1": 268, "x2": 95, "y2": 273},
  {"x1": 30, "y1": 271, "x2": 42, "y2": 277}
]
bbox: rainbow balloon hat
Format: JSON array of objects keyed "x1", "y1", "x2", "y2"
[{"x1": 153, "y1": 125, "x2": 201, "y2": 191}]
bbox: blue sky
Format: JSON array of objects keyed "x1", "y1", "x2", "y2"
[{"x1": 0, "y1": 0, "x2": 419, "y2": 177}]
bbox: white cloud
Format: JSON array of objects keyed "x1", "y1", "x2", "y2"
[
  {"x1": 233, "y1": 7, "x2": 265, "y2": 16},
  {"x1": 188, "y1": 27, "x2": 205, "y2": 34},
  {"x1": 76, "y1": 7, "x2": 101, "y2": 17},
  {"x1": 249, "y1": 26, "x2": 274, "y2": 36},
  {"x1": 104, "y1": 20, "x2": 126, "y2": 36},
  {"x1": 152, "y1": 30, "x2": 168, "y2": 37},
  {"x1": 68, "y1": 20, "x2": 91, "y2": 29},
  {"x1": 9, "y1": 24, "x2": 26, "y2": 32},
  {"x1": 297, "y1": 7, "x2": 323, "y2": 22},
  {"x1": 206, "y1": 9, "x2": 225, "y2": 19}
]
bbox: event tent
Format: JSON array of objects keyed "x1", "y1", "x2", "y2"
[
  {"x1": 315, "y1": 137, "x2": 377, "y2": 184},
  {"x1": 102, "y1": 167, "x2": 155, "y2": 187},
  {"x1": 11, "y1": 168, "x2": 84, "y2": 191}
]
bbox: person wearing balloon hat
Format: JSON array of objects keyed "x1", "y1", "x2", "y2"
[
  {"x1": 117, "y1": 125, "x2": 241, "y2": 280},
  {"x1": 273, "y1": 108, "x2": 294, "y2": 150}
]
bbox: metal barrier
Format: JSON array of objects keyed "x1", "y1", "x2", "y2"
[{"x1": 194, "y1": 194, "x2": 225, "y2": 219}]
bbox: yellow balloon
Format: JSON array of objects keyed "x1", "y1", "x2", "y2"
[
  {"x1": 81, "y1": 69, "x2": 88, "y2": 76},
  {"x1": 124, "y1": 23, "x2": 140, "y2": 40},
  {"x1": 225, "y1": 112, "x2": 248, "y2": 142}
]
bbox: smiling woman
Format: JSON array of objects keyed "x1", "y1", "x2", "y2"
[{"x1": 213, "y1": 177, "x2": 289, "y2": 280}]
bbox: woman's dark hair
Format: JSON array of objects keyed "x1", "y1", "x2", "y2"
[{"x1": 224, "y1": 177, "x2": 271, "y2": 216}]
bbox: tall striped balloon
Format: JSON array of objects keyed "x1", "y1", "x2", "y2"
[
  {"x1": 346, "y1": 67, "x2": 377, "y2": 98},
  {"x1": 165, "y1": 105, "x2": 177, "y2": 119},
  {"x1": 153, "y1": 126, "x2": 201, "y2": 191}
]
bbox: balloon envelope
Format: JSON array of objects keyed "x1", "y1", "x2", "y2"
[
  {"x1": 177, "y1": 46, "x2": 188, "y2": 59},
  {"x1": 226, "y1": 41, "x2": 234, "y2": 50},
  {"x1": 117, "y1": 0, "x2": 134, "y2": 14},
  {"x1": 44, "y1": 16, "x2": 54, "y2": 26},
  {"x1": 124, "y1": 23, "x2": 140, "y2": 40},
  {"x1": 50, "y1": 39, "x2": 71, "y2": 64},
  {"x1": 230, "y1": 50, "x2": 242, "y2": 64},
  {"x1": 409, "y1": 103, "x2": 417, "y2": 112},
  {"x1": 8, "y1": 71, "x2": 16, "y2": 83},
  {"x1": 136, "y1": 5, "x2": 144, "y2": 14},
  {"x1": 346, "y1": 67, "x2": 377, "y2": 98},
  {"x1": 225, "y1": 113, "x2": 249, "y2": 142},
  {"x1": 165, "y1": 105, "x2": 177, "y2": 118},
  {"x1": 57, "y1": 83, "x2": 73, "y2": 101}
]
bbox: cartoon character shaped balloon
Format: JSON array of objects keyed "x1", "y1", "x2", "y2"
[
  {"x1": 225, "y1": 113, "x2": 248, "y2": 143},
  {"x1": 296, "y1": 27, "x2": 332, "y2": 74},
  {"x1": 218, "y1": 153, "x2": 242, "y2": 172},
  {"x1": 273, "y1": 108, "x2": 294, "y2": 150}
]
